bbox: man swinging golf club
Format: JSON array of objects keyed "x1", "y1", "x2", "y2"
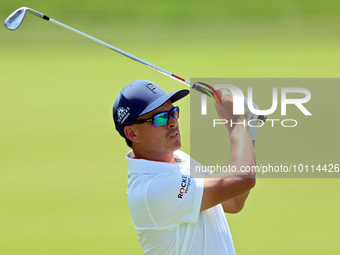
[
  {"x1": 113, "y1": 80, "x2": 257, "y2": 255},
  {"x1": 5, "y1": 9, "x2": 261, "y2": 254}
]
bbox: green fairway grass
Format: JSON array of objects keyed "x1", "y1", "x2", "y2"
[{"x1": 1, "y1": 5, "x2": 339, "y2": 254}]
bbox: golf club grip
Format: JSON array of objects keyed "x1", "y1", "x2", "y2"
[
  {"x1": 192, "y1": 83, "x2": 215, "y2": 97},
  {"x1": 193, "y1": 83, "x2": 267, "y2": 122}
]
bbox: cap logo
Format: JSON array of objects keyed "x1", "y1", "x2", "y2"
[
  {"x1": 145, "y1": 83, "x2": 157, "y2": 94},
  {"x1": 117, "y1": 107, "x2": 130, "y2": 123}
]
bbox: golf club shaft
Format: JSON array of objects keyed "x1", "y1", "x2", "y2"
[
  {"x1": 19, "y1": 10, "x2": 211, "y2": 96},
  {"x1": 6, "y1": 7, "x2": 270, "y2": 122},
  {"x1": 49, "y1": 19, "x2": 189, "y2": 85}
]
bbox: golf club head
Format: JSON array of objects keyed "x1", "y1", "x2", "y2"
[{"x1": 4, "y1": 7, "x2": 28, "y2": 30}]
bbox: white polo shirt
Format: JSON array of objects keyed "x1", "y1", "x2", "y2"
[{"x1": 126, "y1": 150, "x2": 236, "y2": 255}]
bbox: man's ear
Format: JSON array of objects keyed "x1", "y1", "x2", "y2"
[{"x1": 124, "y1": 126, "x2": 139, "y2": 143}]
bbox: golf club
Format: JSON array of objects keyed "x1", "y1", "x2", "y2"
[
  {"x1": 4, "y1": 7, "x2": 266, "y2": 121},
  {"x1": 4, "y1": 8, "x2": 219, "y2": 97}
]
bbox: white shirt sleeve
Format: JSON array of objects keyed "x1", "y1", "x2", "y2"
[{"x1": 145, "y1": 172, "x2": 204, "y2": 229}]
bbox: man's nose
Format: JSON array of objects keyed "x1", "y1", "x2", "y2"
[{"x1": 167, "y1": 115, "x2": 178, "y2": 128}]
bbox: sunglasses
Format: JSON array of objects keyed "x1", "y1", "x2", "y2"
[{"x1": 118, "y1": 106, "x2": 179, "y2": 127}]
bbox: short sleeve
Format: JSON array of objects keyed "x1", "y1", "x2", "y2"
[{"x1": 145, "y1": 172, "x2": 204, "y2": 229}]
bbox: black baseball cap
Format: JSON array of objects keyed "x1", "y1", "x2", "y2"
[{"x1": 113, "y1": 80, "x2": 189, "y2": 138}]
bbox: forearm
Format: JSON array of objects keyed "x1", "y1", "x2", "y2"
[
  {"x1": 222, "y1": 132, "x2": 256, "y2": 213},
  {"x1": 222, "y1": 190, "x2": 251, "y2": 213},
  {"x1": 228, "y1": 123, "x2": 256, "y2": 176},
  {"x1": 200, "y1": 89, "x2": 257, "y2": 212}
]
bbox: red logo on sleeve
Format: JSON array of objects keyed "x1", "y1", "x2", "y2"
[{"x1": 178, "y1": 175, "x2": 191, "y2": 199}]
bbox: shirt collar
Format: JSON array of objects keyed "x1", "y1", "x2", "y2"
[{"x1": 126, "y1": 151, "x2": 182, "y2": 174}]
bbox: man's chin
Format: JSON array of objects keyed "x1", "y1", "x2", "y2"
[
  {"x1": 168, "y1": 134, "x2": 182, "y2": 151},
  {"x1": 173, "y1": 140, "x2": 182, "y2": 151}
]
